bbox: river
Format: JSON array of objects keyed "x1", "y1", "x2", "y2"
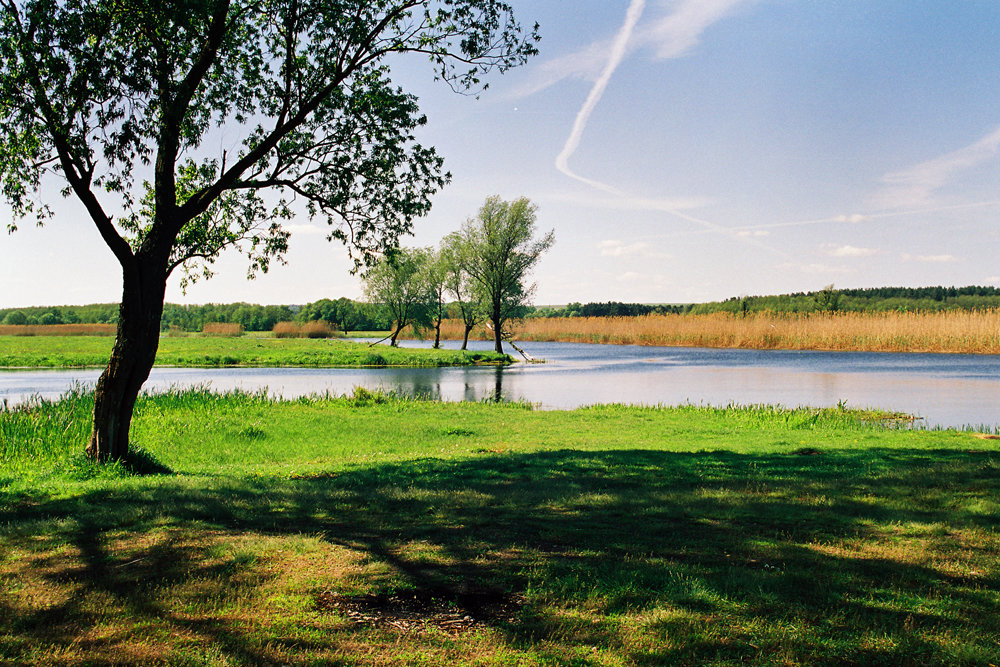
[{"x1": 3, "y1": 340, "x2": 1000, "y2": 429}]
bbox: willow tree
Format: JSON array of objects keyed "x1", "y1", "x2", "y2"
[
  {"x1": 458, "y1": 196, "x2": 553, "y2": 354},
  {"x1": 363, "y1": 247, "x2": 433, "y2": 347},
  {"x1": 0, "y1": 0, "x2": 538, "y2": 461}
]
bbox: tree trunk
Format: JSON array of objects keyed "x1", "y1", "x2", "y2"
[
  {"x1": 86, "y1": 264, "x2": 167, "y2": 462},
  {"x1": 461, "y1": 324, "x2": 472, "y2": 350},
  {"x1": 433, "y1": 318, "x2": 441, "y2": 349},
  {"x1": 492, "y1": 315, "x2": 503, "y2": 354},
  {"x1": 390, "y1": 325, "x2": 401, "y2": 346}
]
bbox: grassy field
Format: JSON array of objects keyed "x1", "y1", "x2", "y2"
[
  {"x1": 438, "y1": 310, "x2": 1000, "y2": 354},
  {"x1": 2, "y1": 390, "x2": 998, "y2": 665},
  {"x1": 0, "y1": 335, "x2": 506, "y2": 368}
]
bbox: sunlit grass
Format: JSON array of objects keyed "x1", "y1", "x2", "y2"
[
  {"x1": 0, "y1": 334, "x2": 508, "y2": 368},
  {"x1": 1, "y1": 390, "x2": 998, "y2": 665}
]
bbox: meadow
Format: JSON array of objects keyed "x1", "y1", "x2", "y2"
[
  {"x1": 439, "y1": 310, "x2": 1000, "y2": 354},
  {"x1": 1, "y1": 389, "x2": 998, "y2": 665},
  {"x1": 0, "y1": 335, "x2": 506, "y2": 368}
]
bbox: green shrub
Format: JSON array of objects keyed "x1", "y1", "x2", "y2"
[{"x1": 2, "y1": 310, "x2": 27, "y2": 325}]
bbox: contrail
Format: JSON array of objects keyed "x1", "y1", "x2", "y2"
[
  {"x1": 555, "y1": 0, "x2": 646, "y2": 188},
  {"x1": 553, "y1": 0, "x2": 790, "y2": 259}
]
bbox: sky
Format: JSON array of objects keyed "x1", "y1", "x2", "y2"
[{"x1": 6, "y1": 0, "x2": 1000, "y2": 308}]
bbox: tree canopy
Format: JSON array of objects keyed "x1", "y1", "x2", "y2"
[{"x1": 1, "y1": 0, "x2": 539, "y2": 276}]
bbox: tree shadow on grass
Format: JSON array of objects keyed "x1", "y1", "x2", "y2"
[{"x1": 1, "y1": 448, "x2": 999, "y2": 665}]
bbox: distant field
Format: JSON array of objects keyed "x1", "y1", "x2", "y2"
[
  {"x1": 439, "y1": 310, "x2": 1000, "y2": 354},
  {"x1": 1, "y1": 390, "x2": 998, "y2": 665},
  {"x1": 0, "y1": 334, "x2": 506, "y2": 368}
]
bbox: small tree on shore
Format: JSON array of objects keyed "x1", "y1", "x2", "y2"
[
  {"x1": 457, "y1": 196, "x2": 553, "y2": 354},
  {"x1": 363, "y1": 247, "x2": 433, "y2": 346},
  {"x1": 440, "y1": 231, "x2": 485, "y2": 349},
  {"x1": 426, "y1": 249, "x2": 449, "y2": 349}
]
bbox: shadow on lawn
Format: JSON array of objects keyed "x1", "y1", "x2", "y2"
[{"x1": 2, "y1": 448, "x2": 999, "y2": 665}]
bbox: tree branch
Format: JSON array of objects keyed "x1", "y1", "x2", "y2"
[{"x1": 7, "y1": 3, "x2": 134, "y2": 271}]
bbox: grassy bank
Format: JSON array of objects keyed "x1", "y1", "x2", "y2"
[
  {"x1": 0, "y1": 335, "x2": 506, "y2": 368},
  {"x1": 2, "y1": 390, "x2": 998, "y2": 665},
  {"x1": 438, "y1": 310, "x2": 1000, "y2": 354}
]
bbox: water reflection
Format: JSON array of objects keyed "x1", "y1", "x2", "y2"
[{"x1": 3, "y1": 340, "x2": 1000, "y2": 428}]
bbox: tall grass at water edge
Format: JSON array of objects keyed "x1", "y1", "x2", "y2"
[
  {"x1": 438, "y1": 310, "x2": 1000, "y2": 353},
  {"x1": 0, "y1": 386, "x2": 94, "y2": 482}
]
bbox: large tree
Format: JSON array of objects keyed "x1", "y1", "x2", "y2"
[
  {"x1": 458, "y1": 196, "x2": 553, "y2": 354},
  {"x1": 0, "y1": 0, "x2": 538, "y2": 461}
]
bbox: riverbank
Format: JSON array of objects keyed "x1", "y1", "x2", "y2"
[
  {"x1": 0, "y1": 335, "x2": 507, "y2": 368},
  {"x1": 2, "y1": 390, "x2": 998, "y2": 665},
  {"x1": 435, "y1": 310, "x2": 1000, "y2": 354}
]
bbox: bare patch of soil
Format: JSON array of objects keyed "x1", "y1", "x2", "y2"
[{"x1": 314, "y1": 588, "x2": 525, "y2": 634}]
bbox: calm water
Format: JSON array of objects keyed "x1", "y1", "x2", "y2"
[{"x1": 3, "y1": 340, "x2": 1000, "y2": 429}]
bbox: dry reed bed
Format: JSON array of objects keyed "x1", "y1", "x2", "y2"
[
  {"x1": 200, "y1": 322, "x2": 245, "y2": 336},
  {"x1": 438, "y1": 310, "x2": 1000, "y2": 353},
  {"x1": 0, "y1": 323, "x2": 116, "y2": 336},
  {"x1": 272, "y1": 320, "x2": 336, "y2": 338}
]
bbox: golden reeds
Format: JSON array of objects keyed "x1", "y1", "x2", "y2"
[
  {"x1": 201, "y1": 322, "x2": 244, "y2": 337},
  {"x1": 435, "y1": 310, "x2": 1000, "y2": 354},
  {"x1": 0, "y1": 323, "x2": 116, "y2": 336},
  {"x1": 272, "y1": 321, "x2": 336, "y2": 338}
]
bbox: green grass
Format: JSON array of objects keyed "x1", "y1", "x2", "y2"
[
  {"x1": 2, "y1": 391, "x2": 999, "y2": 665},
  {"x1": 0, "y1": 334, "x2": 507, "y2": 368}
]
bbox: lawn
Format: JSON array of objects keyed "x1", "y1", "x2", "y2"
[
  {"x1": 1, "y1": 391, "x2": 998, "y2": 665},
  {"x1": 0, "y1": 334, "x2": 507, "y2": 368}
]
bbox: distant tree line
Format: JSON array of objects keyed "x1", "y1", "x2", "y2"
[
  {"x1": 0, "y1": 301, "x2": 389, "y2": 332},
  {"x1": 8, "y1": 285, "x2": 1000, "y2": 332},
  {"x1": 688, "y1": 285, "x2": 1000, "y2": 315},
  {"x1": 0, "y1": 304, "x2": 116, "y2": 326}
]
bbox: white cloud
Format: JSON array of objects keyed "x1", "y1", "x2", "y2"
[
  {"x1": 875, "y1": 125, "x2": 1000, "y2": 209},
  {"x1": 826, "y1": 245, "x2": 878, "y2": 258},
  {"x1": 780, "y1": 262, "x2": 853, "y2": 275},
  {"x1": 598, "y1": 239, "x2": 672, "y2": 260},
  {"x1": 617, "y1": 271, "x2": 642, "y2": 282},
  {"x1": 599, "y1": 240, "x2": 651, "y2": 257},
  {"x1": 901, "y1": 253, "x2": 959, "y2": 263},
  {"x1": 833, "y1": 214, "x2": 869, "y2": 224},
  {"x1": 285, "y1": 223, "x2": 327, "y2": 235},
  {"x1": 735, "y1": 230, "x2": 770, "y2": 237}
]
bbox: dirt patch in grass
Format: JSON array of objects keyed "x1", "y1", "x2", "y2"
[{"x1": 314, "y1": 587, "x2": 525, "y2": 635}]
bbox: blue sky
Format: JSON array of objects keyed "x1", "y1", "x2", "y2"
[{"x1": 6, "y1": 0, "x2": 1000, "y2": 307}]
